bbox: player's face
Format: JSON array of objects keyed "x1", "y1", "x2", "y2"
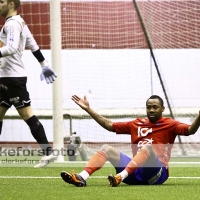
[
  {"x1": 0, "y1": 0, "x2": 9, "y2": 17},
  {"x1": 146, "y1": 98, "x2": 164, "y2": 123}
]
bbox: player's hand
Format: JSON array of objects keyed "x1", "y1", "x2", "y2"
[
  {"x1": 40, "y1": 66, "x2": 57, "y2": 84},
  {"x1": 71, "y1": 95, "x2": 90, "y2": 110}
]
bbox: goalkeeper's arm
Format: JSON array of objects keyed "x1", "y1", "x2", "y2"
[
  {"x1": 32, "y1": 49, "x2": 57, "y2": 84},
  {"x1": 26, "y1": 25, "x2": 57, "y2": 84}
]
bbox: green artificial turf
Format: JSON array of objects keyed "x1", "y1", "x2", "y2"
[{"x1": 0, "y1": 161, "x2": 200, "y2": 200}]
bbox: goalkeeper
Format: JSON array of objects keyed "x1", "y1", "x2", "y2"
[
  {"x1": 0, "y1": 0, "x2": 57, "y2": 168},
  {"x1": 61, "y1": 95, "x2": 200, "y2": 187}
]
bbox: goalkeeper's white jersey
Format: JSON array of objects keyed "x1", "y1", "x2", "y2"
[{"x1": 0, "y1": 15, "x2": 39, "y2": 77}]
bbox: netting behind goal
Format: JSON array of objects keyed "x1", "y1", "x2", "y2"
[{"x1": 0, "y1": 0, "x2": 200, "y2": 158}]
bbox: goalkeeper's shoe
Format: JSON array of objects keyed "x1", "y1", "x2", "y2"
[
  {"x1": 61, "y1": 171, "x2": 86, "y2": 187},
  {"x1": 34, "y1": 153, "x2": 58, "y2": 168},
  {"x1": 108, "y1": 174, "x2": 122, "y2": 187}
]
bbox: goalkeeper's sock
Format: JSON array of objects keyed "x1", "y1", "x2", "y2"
[
  {"x1": 84, "y1": 150, "x2": 108, "y2": 175},
  {"x1": 25, "y1": 115, "x2": 52, "y2": 156},
  {"x1": 123, "y1": 148, "x2": 150, "y2": 177},
  {"x1": 0, "y1": 121, "x2": 3, "y2": 135}
]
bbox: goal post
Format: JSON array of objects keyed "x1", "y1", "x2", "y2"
[{"x1": 50, "y1": 0, "x2": 64, "y2": 161}]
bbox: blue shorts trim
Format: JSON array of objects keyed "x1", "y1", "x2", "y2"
[{"x1": 114, "y1": 152, "x2": 168, "y2": 185}]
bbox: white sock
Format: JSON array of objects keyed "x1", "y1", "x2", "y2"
[
  {"x1": 118, "y1": 170, "x2": 128, "y2": 181},
  {"x1": 79, "y1": 170, "x2": 90, "y2": 180}
]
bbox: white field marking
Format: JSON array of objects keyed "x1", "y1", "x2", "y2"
[{"x1": 1, "y1": 176, "x2": 200, "y2": 179}]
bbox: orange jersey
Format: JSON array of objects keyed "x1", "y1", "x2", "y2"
[{"x1": 112, "y1": 117, "x2": 190, "y2": 167}]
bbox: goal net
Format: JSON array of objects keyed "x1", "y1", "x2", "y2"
[{"x1": 0, "y1": 0, "x2": 200, "y2": 160}]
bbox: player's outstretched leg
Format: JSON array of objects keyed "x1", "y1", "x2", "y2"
[
  {"x1": 61, "y1": 171, "x2": 86, "y2": 187},
  {"x1": 108, "y1": 174, "x2": 122, "y2": 187}
]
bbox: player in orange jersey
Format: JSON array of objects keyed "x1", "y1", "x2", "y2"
[{"x1": 61, "y1": 95, "x2": 200, "y2": 187}]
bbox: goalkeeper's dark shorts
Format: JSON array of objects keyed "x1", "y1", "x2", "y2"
[
  {"x1": 0, "y1": 77, "x2": 31, "y2": 109},
  {"x1": 115, "y1": 152, "x2": 168, "y2": 185}
]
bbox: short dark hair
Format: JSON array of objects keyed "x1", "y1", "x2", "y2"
[
  {"x1": 146, "y1": 95, "x2": 164, "y2": 107},
  {"x1": 7, "y1": 0, "x2": 20, "y2": 10}
]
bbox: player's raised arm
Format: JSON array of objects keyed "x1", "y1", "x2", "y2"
[
  {"x1": 71, "y1": 95, "x2": 114, "y2": 132},
  {"x1": 188, "y1": 111, "x2": 200, "y2": 135}
]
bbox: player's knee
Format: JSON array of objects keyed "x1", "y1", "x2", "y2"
[
  {"x1": 100, "y1": 144, "x2": 114, "y2": 156},
  {"x1": 100, "y1": 144, "x2": 110, "y2": 153},
  {"x1": 100, "y1": 144, "x2": 118, "y2": 157},
  {"x1": 142, "y1": 144, "x2": 154, "y2": 154}
]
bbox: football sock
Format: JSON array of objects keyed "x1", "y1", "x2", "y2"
[
  {"x1": 0, "y1": 121, "x2": 2, "y2": 135},
  {"x1": 84, "y1": 150, "x2": 108, "y2": 175},
  {"x1": 118, "y1": 170, "x2": 128, "y2": 181},
  {"x1": 25, "y1": 115, "x2": 52, "y2": 156},
  {"x1": 119, "y1": 148, "x2": 150, "y2": 180},
  {"x1": 79, "y1": 170, "x2": 90, "y2": 180}
]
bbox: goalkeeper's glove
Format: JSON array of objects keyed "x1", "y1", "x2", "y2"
[{"x1": 40, "y1": 60, "x2": 57, "y2": 84}]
